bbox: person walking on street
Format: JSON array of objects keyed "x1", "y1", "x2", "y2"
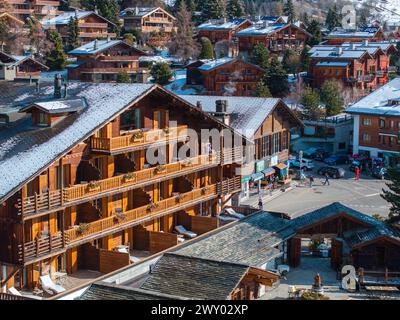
[
  {"x1": 355, "y1": 166, "x2": 360, "y2": 180},
  {"x1": 323, "y1": 172, "x2": 330, "y2": 186},
  {"x1": 309, "y1": 175, "x2": 314, "y2": 188},
  {"x1": 258, "y1": 196, "x2": 263, "y2": 210}
]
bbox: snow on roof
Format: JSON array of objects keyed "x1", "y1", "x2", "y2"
[
  {"x1": 236, "y1": 23, "x2": 286, "y2": 36},
  {"x1": 21, "y1": 99, "x2": 87, "y2": 114},
  {"x1": 346, "y1": 77, "x2": 400, "y2": 116},
  {"x1": 310, "y1": 49, "x2": 367, "y2": 59},
  {"x1": 120, "y1": 7, "x2": 175, "y2": 19},
  {"x1": 325, "y1": 27, "x2": 380, "y2": 38},
  {"x1": 41, "y1": 10, "x2": 114, "y2": 26},
  {"x1": 178, "y1": 95, "x2": 281, "y2": 139},
  {"x1": 309, "y1": 42, "x2": 396, "y2": 56},
  {"x1": 68, "y1": 39, "x2": 122, "y2": 55},
  {"x1": 198, "y1": 57, "x2": 234, "y2": 71},
  {"x1": 197, "y1": 18, "x2": 248, "y2": 31},
  {"x1": 315, "y1": 61, "x2": 350, "y2": 67},
  {"x1": 0, "y1": 82, "x2": 154, "y2": 203}
]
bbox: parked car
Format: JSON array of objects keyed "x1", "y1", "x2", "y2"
[
  {"x1": 291, "y1": 158, "x2": 315, "y2": 170},
  {"x1": 303, "y1": 147, "x2": 326, "y2": 158},
  {"x1": 313, "y1": 151, "x2": 331, "y2": 161},
  {"x1": 324, "y1": 154, "x2": 350, "y2": 166},
  {"x1": 317, "y1": 166, "x2": 345, "y2": 179}
]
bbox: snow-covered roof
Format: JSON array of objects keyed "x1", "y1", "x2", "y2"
[
  {"x1": 310, "y1": 49, "x2": 368, "y2": 59},
  {"x1": 41, "y1": 10, "x2": 114, "y2": 27},
  {"x1": 198, "y1": 57, "x2": 235, "y2": 71},
  {"x1": 68, "y1": 39, "x2": 145, "y2": 56},
  {"x1": 309, "y1": 42, "x2": 396, "y2": 55},
  {"x1": 197, "y1": 18, "x2": 249, "y2": 31},
  {"x1": 315, "y1": 61, "x2": 350, "y2": 67},
  {"x1": 178, "y1": 95, "x2": 299, "y2": 139},
  {"x1": 0, "y1": 51, "x2": 48, "y2": 70},
  {"x1": 236, "y1": 23, "x2": 287, "y2": 36},
  {"x1": 120, "y1": 7, "x2": 175, "y2": 20},
  {"x1": 325, "y1": 27, "x2": 381, "y2": 39},
  {"x1": 20, "y1": 99, "x2": 87, "y2": 114},
  {"x1": 346, "y1": 78, "x2": 400, "y2": 116}
]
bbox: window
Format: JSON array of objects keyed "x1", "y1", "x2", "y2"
[
  {"x1": 261, "y1": 135, "x2": 270, "y2": 158},
  {"x1": 379, "y1": 135, "x2": 385, "y2": 144},
  {"x1": 38, "y1": 112, "x2": 48, "y2": 125},
  {"x1": 272, "y1": 132, "x2": 281, "y2": 154},
  {"x1": 120, "y1": 108, "x2": 141, "y2": 130},
  {"x1": 390, "y1": 120, "x2": 394, "y2": 129},
  {"x1": 389, "y1": 136, "x2": 395, "y2": 146},
  {"x1": 362, "y1": 118, "x2": 371, "y2": 126},
  {"x1": 379, "y1": 119, "x2": 386, "y2": 128},
  {"x1": 362, "y1": 133, "x2": 371, "y2": 142},
  {"x1": 282, "y1": 131, "x2": 288, "y2": 150}
]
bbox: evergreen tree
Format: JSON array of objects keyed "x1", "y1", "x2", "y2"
[
  {"x1": 253, "y1": 80, "x2": 272, "y2": 97},
  {"x1": 168, "y1": 1, "x2": 199, "y2": 62},
  {"x1": 390, "y1": 41, "x2": 400, "y2": 67},
  {"x1": 123, "y1": 33, "x2": 135, "y2": 46},
  {"x1": 326, "y1": 5, "x2": 341, "y2": 31},
  {"x1": 82, "y1": 0, "x2": 121, "y2": 35},
  {"x1": 226, "y1": 0, "x2": 245, "y2": 19},
  {"x1": 249, "y1": 43, "x2": 269, "y2": 69},
  {"x1": 0, "y1": 17, "x2": 10, "y2": 51},
  {"x1": 201, "y1": 0, "x2": 226, "y2": 21},
  {"x1": 320, "y1": 80, "x2": 344, "y2": 116},
  {"x1": 302, "y1": 12, "x2": 310, "y2": 27},
  {"x1": 150, "y1": 62, "x2": 172, "y2": 84},
  {"x1": 306, "y1": 19, "x2": 322, "y2": 46},
  {"x1": 300, "y1": 86, "x2": 322, "y2": 120},
  {"x1": 264, "y1": 57, "x2": 289, "y2": 97},
  {"x1": 199, "y1": 37, "x2": 214, "y2": 59},
  {"x1": 282, "y1": 49, "x2": 301, "y2": 75},
  {"x1": 174, "y1": 0, "x2": 195, "y2": 17},
  {"x1": 46, "y1": 30, "x2": 67, "y2": 70},
  {"x1": 300, "y1": 45, "x2": 311, "y2": 72},
  {"x1": 67, "y1": 16, "x2": 80, "y2": 51},
  {"x1": 382, "y1": 165, "x2": 400, "y2": 223},
  {"x1": 116, "y1": 71, "x2": 131, "y2": 83},
  {"x1": 283, "y1": 0, "x2": 295, "y2": 23}
]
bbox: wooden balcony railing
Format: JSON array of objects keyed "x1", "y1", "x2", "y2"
[
  {"x1": 65, "y1": 154, "x2": 219, "y2": 202},
  {"x1": 18, "y1": 232, "x2": 65, "y2": 264},
  {"x1": 0, "y1": 293, "x2": 33, "y2": 300},
  {"x1": 16, "y1": 71, "x2": 41, "y2": 78},
  {"x1": 79, "y1": 32, "x2": 117, "y2": 38},
  {"x1": 90, "y1": 125, "x2": 188, "y2": 153},
  {"x1": 99, "y1": 56, "x2": 140, "y2": 61},
  {"x1": 217, "y1": 176, "x2": 241, "y2": 195},
  {"x1": 64, "y1": 184, "x2": 219, "y2": 244},
  {"x1": 79, "y1": 67, "x2": 139, "y2": 74},
  {"x1": 79, "y1": 22, "x2": 108, "y2": 28}
]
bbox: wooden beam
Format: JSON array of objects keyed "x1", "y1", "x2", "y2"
[{"x1": 0, "y1": 267, "x2": 21, "y2": 288}]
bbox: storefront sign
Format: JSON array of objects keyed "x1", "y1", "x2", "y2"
[
  {"x1": 270, "y1": 155, "x2": 278, "y2": 167},
  {"x1": 255, "y1": 160, "x2": 265, "y2": 173}
]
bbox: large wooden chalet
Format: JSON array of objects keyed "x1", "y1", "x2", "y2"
[
  {"x1": 41, "y1": 10, "x2": 117, "y2": 46},
  {"x1": 0, "y1": 78, "x2": 243, "y2": 292},
  {"x1": 186, "y1": 57, "x2": 266, "y2": 96},
  {"x1": 0, "y1": 51, "x2": 48, "y2": 81},
  {"x1": 196, "y1": 18, "x2": 252, "y2": 44},
  {"x1": 309, "y1": 41, "x2": 397, "y2": 91},
  {"x1": 324, "y1": 27, "x2": 386, "y2": 45},
  {"x1": 236, "y1": 23, "x2": 311, "y2": 54},
  {"x1": 0, "y1": 0, "x2": 60, "y2": 21},
  {"x1": 67, "y1": 39, "x2": 147, "y2": 83}
]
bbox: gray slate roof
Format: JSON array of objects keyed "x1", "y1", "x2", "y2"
[
  {"x1": 79, "y1": 281, "x2": 185, "y2": 300},
  {"x1": 290, "y1": 202, "x2": 384, "y2": 232},
  {"x1": 176, "y1": 211, "x2": 295, "y2": 267},
  {"x1": 343, "y1": 225, "x2": 400, "y2": 248},
  {"x1": 197, "y1": 18, "x2": 249, "y2": 31},
  {"x1": 140, "y1": 253, "x2": 250, "y2": 300},
  {"x1": 41, "y1": 10, "x2": 115, "y2": 27}
]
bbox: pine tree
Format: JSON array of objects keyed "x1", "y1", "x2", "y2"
[
  {"x1": 67, "y1": 16, "x2": 80, "y2": 51},
  {"x1": 226, "y1": 0, "x2": 245, "y2": 19},
  {"x1": 300, "y1": 86, "x2": 322, "y2": 120},
  {"x1": 300, "y1": 45, "x2": 311, "y2": 72},
  {"x1": 0, "y1": 17, "x2": 10, "y2": 51},
  {"x1": 116, "y1": 71, "x2": 131, "y2": 83},
  {"x1": 199, "y1": 37, "x2": 214, "y2": 59},
  {"x1": 123, "y1": 33, "x2": 135, "y2": 46},
  {"x1": 264, "y1": 57, "x2": 289, "y2": 97},
  {"x1": 201, "y1": 0, "x2": 226, "y2": 21},
  {"x1": 306, "y1": 19, "x2": 322, "y2": 46},
  {"x1": 382, "y1": 165, "x2": 400, "y2": 223},
  {"x1": 151, "y1": 62, "x2": 172, "y2": 84},
  {"x1": 326, "y1": 5, "x2": 341, "y2": 31},
  {"x1": 46, "y1": 30, "x2": 67, "y2": 70},
  {"x1": 282, "y1": 49, "x2": 301, "y2": 75},
  {"x1": 320, "y1": 80, "x2": 344, "y2": 116},
  {"x1": 302, "y1": 12, "x2": 310, "y2": 27},
  {"x1": 253, "y1": 81, "x2": 271, "y2": 97},
  {"x1": 168, "y1": 1, "x2": 199, "y2": 62},
  {"x1": 249, "y1": 43, "x2": 269, "y2": 69},
  {"x1": 283, "y1": 0, "x2": 295, "y2": 23}
]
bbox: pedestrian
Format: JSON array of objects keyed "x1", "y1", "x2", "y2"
[
  {"x1": 355, "y1": 166, "x2": 360, "y2": 180},
  {"x1": 268, "y1": 182, "x2": 273, "y2": 196},
  {"x1": 258, "y1": 197, "x2": 263, "y2": 210},
  {"x1": 309, "y1": 175, "x2": 314, "y2": 188},
  {"x1": 322, "y1": 172, "x2": 330, "y2": 186}
]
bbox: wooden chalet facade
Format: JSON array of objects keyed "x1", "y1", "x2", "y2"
[
  {"x1": 0, "y1": 51, "x2": 48, "y2": 81},
  {"x1": 67, "y1": 39, "x2": 148, "y2": 83},
  {"x1": 120, "y1": 7, "x2": 176, "y2": 47},
  {"x1": 324, "y1": 27, "x2": 386, "y2": 45},
  {"x1": 309, "y1": 42, "x2": 397, "y2": 91},
  {"x1": 0, "y1": 0, "x2": 60, "y2": 21},
  {"x1": 236, "y1": 23, "x2": 311, "y2": 54},
  {"x1": 187, "y1": 57, "x2": 266, "y2": 96},
  {"x1": 0, "y1": 79, "x2": 243, "y2": 292},
  {"x1": 41, "y1": 10, "x2": 116, "y2": 46},
  {"x1": 196, "y1": 18, "x2": 252, "y2": 44}
]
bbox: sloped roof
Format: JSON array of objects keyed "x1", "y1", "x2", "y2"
[
  {"x1": 79, "y1": 281, "x2": 186, "y2": 300},
  {"x1": 197, "y1": 18, "x2": 249, "y2": 31},
  {"x1": 236, "y1": 23, "x2": 310, "y2": 37},
  {"x1": 343, "y1": 225, "x2": 400, "y2": 248},
  {"x1": 346, "y1": 77, "x2": 400, "y2": 116},
  {"x1": 140, "y1": 253, "x2": 250, "y2": 300},
  {"x1": 68, "y1": 39, "x2": 146, "y2": 56},
  {"x1": 0, "y1": 51, "x2": 48, "y2": 70},
  {"x1": 197, "y1": 57, "x2": 235, "y2": 71},
  {"x1": 41, "y1": 10, "x2": 115, "y2": 27},
  {"x1": 310, "y1": 49, "x2": 369, "y2": 59},
  {"x1": 176, "y1": 211, "x2": 295, "y2": 267},
  {"x1": 290, "y1": 202, "x2": 384, "y2": 232},
  {"x1": 325, "y1": 27, "x2": 382, "y2": 39},
  {"x1": 120, "y1": 7, "x2": 175, "y2": 20},
  {"x1": 20, "y1": 99, "x2": 86, "y2": 114},
  {"x1": 178, "y1": 95, "x2": 301, "y2": 139}
]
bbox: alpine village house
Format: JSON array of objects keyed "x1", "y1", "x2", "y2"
[
  {"x1": 67, "y1": 39, "x2": 148, "y2": 83},
  {"x1": 0, "y1": 0, "x2": 60, "y2": 21},
  {"x1": 0, "y1": 78, "x2": 243, "y2": 291}
]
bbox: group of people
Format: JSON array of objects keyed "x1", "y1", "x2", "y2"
[{"x1": 306, "y1": 166, "x2": 361, "y2": 189}]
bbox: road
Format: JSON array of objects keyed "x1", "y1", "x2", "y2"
[{"x1": 244, "y1": 162, "x2": 391, "y2": 218}]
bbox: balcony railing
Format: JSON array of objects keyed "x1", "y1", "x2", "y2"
[
  {"x1": 16, "y1": 71, "x2": 41, "y2": 78},
  {"x1": 64, "y1": 183, "x2": 220, "y2": 244},
  {"x1": 90, "y1": 125, "x2": 188, "y2": 153},
  {"x1": 79, "y1": 67, "x2": 140, "y2": 74},
  {"x1": 79, "y1": 22, "x2": 108, "y2": 28},
  {"x1": 79, "y1": 32, "x2": 117, "y2": 38},
  {"x1": 99, "y1": 56, "x2": 140, "y2": 61}
]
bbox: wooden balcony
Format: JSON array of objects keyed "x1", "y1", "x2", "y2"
[
  {"x1": 79, "y1": 22, "x2": 108, "y2": 29},
  {"x1": 99, "y1": 56, "x2": 140, "y2": 62},
  {"x1": 79, "y1": 67, "x2": 140, "y2": 74},
  {"x1": 64, "y1": 184, "x2": 220, "y2": 245},
  {"x1": 79, "y1": 32, "x2": 117, "y2": 38},
  {"x1": 90, "y1": 125, "x2": 188, "y2": 153},
  {"x1": 18, "y1": 232, "x2": 65, "y2": 265},
  {"x1": 16, "y1": 71, "x2": 41, "y2": 79}
]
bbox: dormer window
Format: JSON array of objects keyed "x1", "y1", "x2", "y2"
[{"x1": 38, "y1": 112, "x2": 49, "y2": 126}]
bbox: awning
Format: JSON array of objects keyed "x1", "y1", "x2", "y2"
[
  {"x1": 241, "y1": 176, "x2": 252, "y2": 183},
  {"x1": 251, "y1": 172, "x2": 264, "y2": 182},
  {"x1": 262, "y1": 167, "x2": 276, "y2": 177},
  {"x1": 274, "y1": 163, "x2": 287, "y2": 170}
]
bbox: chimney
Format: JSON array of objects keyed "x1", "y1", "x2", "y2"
[
  {"x1": 75, "y1": 9, "x2": 79, "y2": 18},
  {"x1": 107, "y1": 35, "x2": 111, "y2": 42},
  {"x1": 94, "y1": 39, "x2": 98, "y2": 50},
  {"x1": 362, "y1": 39, "x2": 369, "y2": 46},
  {"x1": 215, "y1": 100, "x2": 230, "y2": 126},
  {"x1": 335, "y1": 47, "x2": 343, "y2": 56},
  {"x1": 36, "y1": 81, "x2": 40, "y2": 93},
  {"x1": 94, "y1": 5, "x2": 98, "y2": 14},
  {"x1": 196, "y1": 101, "x2": 202, "y2": 110},
  {"x1": 349, "y1": 43, "x2": 355, "y2": 50},
  {"x1": 135, "y1": 7, "x2": 139, "y2": 16},
  {"x1": 54, "y1": 74, "x2": 62, "y2": 99},
  {"x1": 63, "y1": 82, "x2": 68, "y2": 99}
]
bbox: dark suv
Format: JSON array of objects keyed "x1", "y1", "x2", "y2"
[{"x1": 317, "y1": 166, "x2": 345, "y2": 179}]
